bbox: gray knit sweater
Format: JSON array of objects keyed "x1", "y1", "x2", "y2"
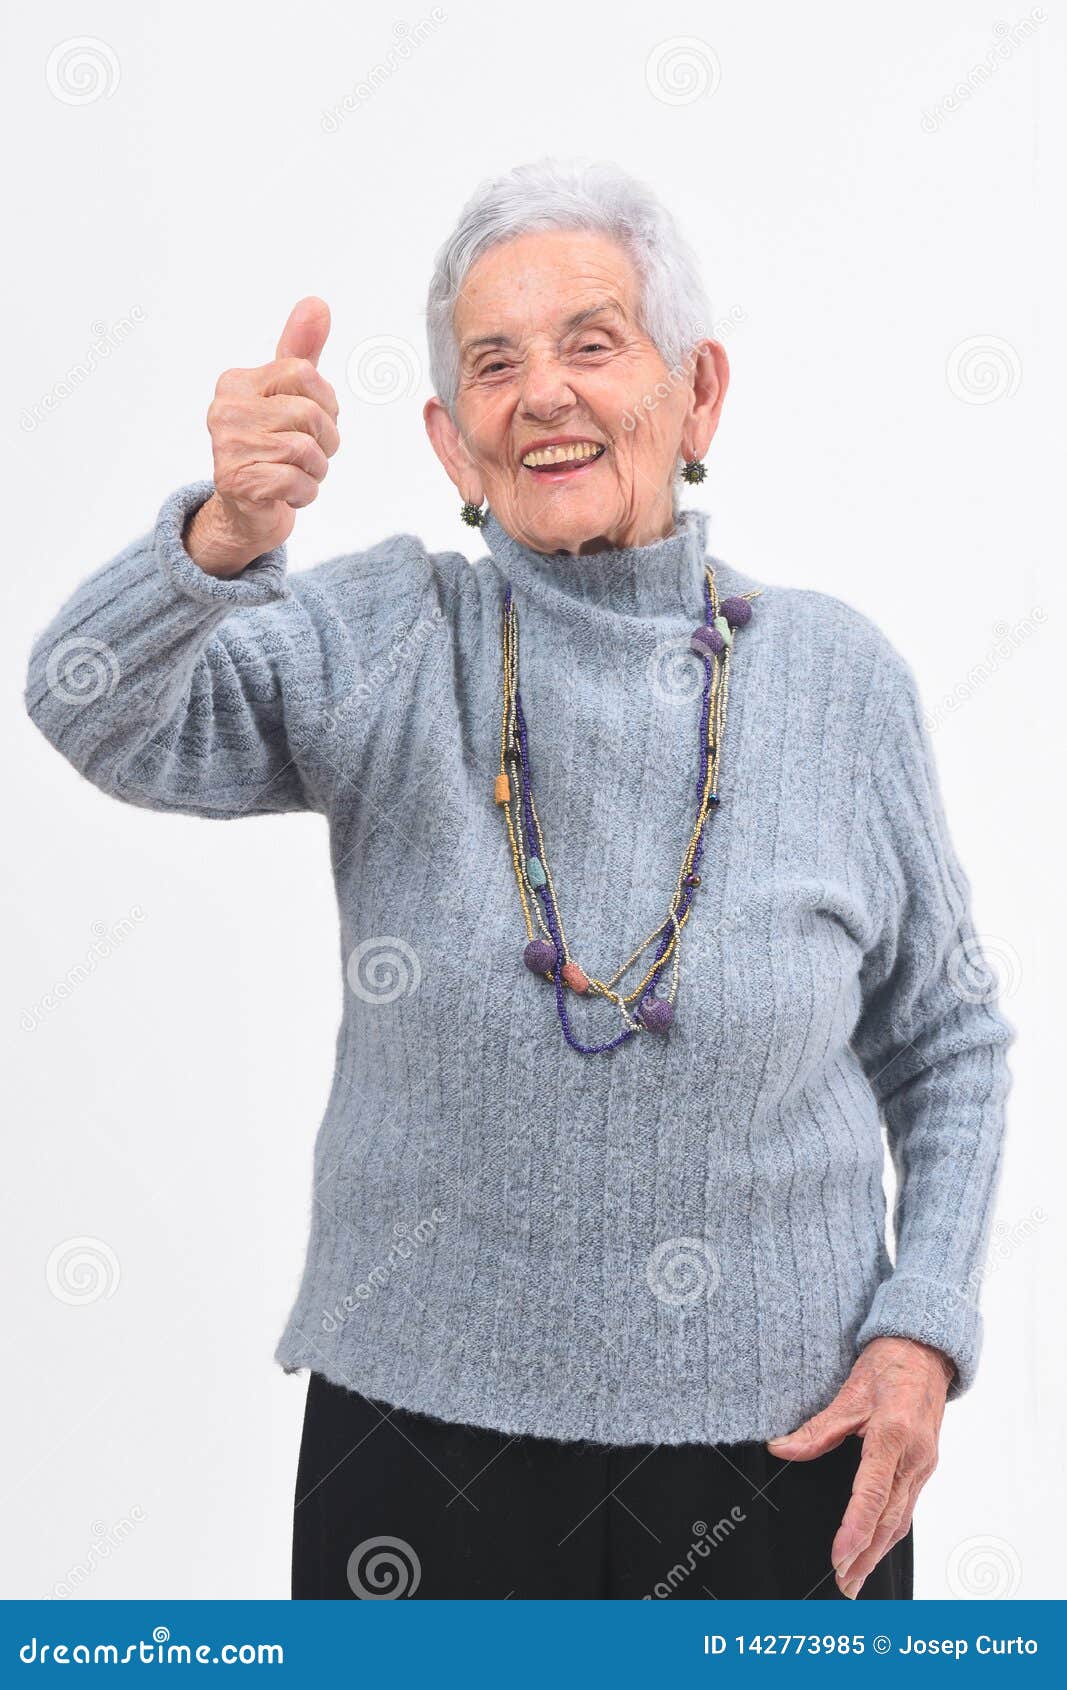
[{"x1": 25, "y1": 480, "x2": 1016, "y2": 1445}]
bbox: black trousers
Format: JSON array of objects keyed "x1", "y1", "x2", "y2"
[{"x1": 291, "y1": 1371, "x2": 912, "y2": 1600}]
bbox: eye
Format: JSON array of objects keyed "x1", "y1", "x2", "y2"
[{"x1": 578, "y1": 339, "x2": 609, "y2": 354}]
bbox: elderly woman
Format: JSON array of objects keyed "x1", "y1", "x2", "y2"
[{"x1": 26, "y1": 159, "x2": 1014, "y2": 1602}]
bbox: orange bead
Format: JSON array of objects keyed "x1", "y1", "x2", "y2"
[
  {"x1": 494, "y1": 773, "x2": 510, "y2": 804},
  {"x1": 561, "y1": 961, "x2": 589, "y2": 994}
]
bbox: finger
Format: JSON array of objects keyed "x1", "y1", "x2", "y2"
[
  {"x1": 767, "y1": 1395, "x2": 864, "y2": 1462},
  {"x1": 840, "y1": 1446, "x2": 937, "y2": 1595},
  {"x1": 235, "y1": 430, "x2": 330, "y2": 482},
  {"x1": 261, "y1": 362, "x2": 340, "y2": 424},
  {"x1": 837, "y1": 1468, "x2": 915, "y2": 1598},
  {"x1": 830, "y1": 1426, "x2": 903, "y2": 1575},
  {"x1": 275, "y1": 296, "x2": 331, "y2": 366},
  {"x1": 226, "y1": 461, "x2": 322, "y2": 510},
  {"x1": 208, "y1": 388, "x2": 339, "y2": 454},
  {"x1": 259, "y1": 395, "x2": 340, "y2": 456}
]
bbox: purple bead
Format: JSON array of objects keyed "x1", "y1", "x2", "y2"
[
  {"x1": 639, "y1": 994, "x2": 674, "y2": 1033},
  {"x1": 691, "y1": 624, "x2": 725, "y2": 657},
  {"x1": 719, "y1": 595, "x2": 752, "y2": 630},
  {"x1": 523, "y1": 938, "x2": 557, "y2": 975}
]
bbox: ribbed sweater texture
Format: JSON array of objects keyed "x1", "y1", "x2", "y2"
[{"x1": 25, "y1": 480, "x2": 1017, "y2": 1445}]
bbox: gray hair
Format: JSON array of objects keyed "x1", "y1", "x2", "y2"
[{"x1": 425, "y1": 156, "x2": 714, "y2": 420}]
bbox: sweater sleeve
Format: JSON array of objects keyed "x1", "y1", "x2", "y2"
[
  {"x1": 26, "y1": 480, "x2": 324, "y2": 818},
  {"x1": 850, "y1": 650, "x2": 1017, "y2": 1398}
]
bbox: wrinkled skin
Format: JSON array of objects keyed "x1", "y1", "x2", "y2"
[
  {"x1": 184, "y1": 296, "x2": 339, "y2": 575},
  {"x1": 767, "y1": 1336, "x2": 955, "y2": 1597},
  {"x1": 423, "y1": 227, "x2": 727, "y2": 555}
]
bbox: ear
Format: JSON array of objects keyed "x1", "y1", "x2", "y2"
[
  {"x1": 682, "y1": 339, "x2": 730, "y2": 462},
  {"x1": 424, "y1": 396, "x2": 484, "y2": 506}
]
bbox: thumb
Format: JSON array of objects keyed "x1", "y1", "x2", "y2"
[
  {"x1": 766, "y1": 1391, "x2": 865, "y2": 1462},
  {"x1": 275, "y1": 296, "x2": 331, "y2": 366}
]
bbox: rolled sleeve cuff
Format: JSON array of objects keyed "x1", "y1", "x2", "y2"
[
  {"x1": 856, "y1": 1272, "x2": 982, "y2": 1400},
  {"x1": 155, "y1": 480, "x2": 290, "y2": 608}
]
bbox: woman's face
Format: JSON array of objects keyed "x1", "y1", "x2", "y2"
[{"x1": 425, "y1": 228, "x2": 727, "y2": 556}]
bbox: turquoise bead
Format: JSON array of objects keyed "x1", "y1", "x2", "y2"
[
  {"x1": 526, "y1": 856, "x2": 546, "y2": 888},
  {"x1": 713, "y1": 614, "x2": 733, "y2": 644}
]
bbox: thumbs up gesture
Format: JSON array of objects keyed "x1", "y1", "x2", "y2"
[{"x1": 184, "y1": 297, "x2": 340, "y2": 576}]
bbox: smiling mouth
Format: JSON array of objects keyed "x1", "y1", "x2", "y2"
[{"x1": 521, "y1": 442, "x2": 606, "y2": 475}]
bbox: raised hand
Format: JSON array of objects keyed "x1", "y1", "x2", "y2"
[{"x1": 184, "y1": 297, "x2": 340, "y2": 576}]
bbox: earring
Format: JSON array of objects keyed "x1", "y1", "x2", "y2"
[
  {"x1": 460, "y1": 498, "x2": 488, "y2": 527},
  {"x1": 680, "y1": 458, "x2": 707, "y2": 485}
]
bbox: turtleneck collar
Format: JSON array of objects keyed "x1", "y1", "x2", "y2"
[{"x1": 480, "y1": 506, "x2": 714, "y2": 622}]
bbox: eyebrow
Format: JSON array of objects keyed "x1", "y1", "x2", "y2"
[{"x1": 460, "y1": 298, "x2": 627, "y2": 358}]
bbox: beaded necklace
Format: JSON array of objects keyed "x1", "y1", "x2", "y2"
[{"x1": 494, "y1": 553, "x2": 761, "y2": 1055}]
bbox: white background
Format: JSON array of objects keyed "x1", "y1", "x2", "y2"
[{"x1": 4, "y1": 0, "x2": 1063, "y2": 1600}]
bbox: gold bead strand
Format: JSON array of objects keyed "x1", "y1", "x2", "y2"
[{"x1": 497, "y1": 597, "x2": 537, "y2": 941}]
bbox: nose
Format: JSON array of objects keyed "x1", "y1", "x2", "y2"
[{"x1": 517, "y1": 349, "x2": 577, "y2": 421}]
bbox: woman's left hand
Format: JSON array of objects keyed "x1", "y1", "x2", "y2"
[{"x1": 765, "y1": 1336, "x2": 955, "y2": 1597}]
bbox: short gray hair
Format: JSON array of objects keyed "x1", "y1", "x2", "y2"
[{"x1": 426, "y1": 156, "x2": 714, "y2": 417}]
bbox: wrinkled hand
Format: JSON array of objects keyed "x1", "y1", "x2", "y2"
[
  {"x1": 766, "y1": 1336, "x2": 955, "y2": 1598},
  {"x1": 185, "y1": 296, "x2": 339, "y2": 576}
]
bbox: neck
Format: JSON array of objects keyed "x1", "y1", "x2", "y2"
[
  {"x1": 546, "y1": 495, "x2": 680, "y2": 557},
  {"x1": 480, "y1": 506, "x2": 716, "y2": 621}
]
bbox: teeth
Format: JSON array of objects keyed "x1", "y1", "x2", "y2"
[{"x1": 522, "y1": 442, "x2": 604, "y2": 468}]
